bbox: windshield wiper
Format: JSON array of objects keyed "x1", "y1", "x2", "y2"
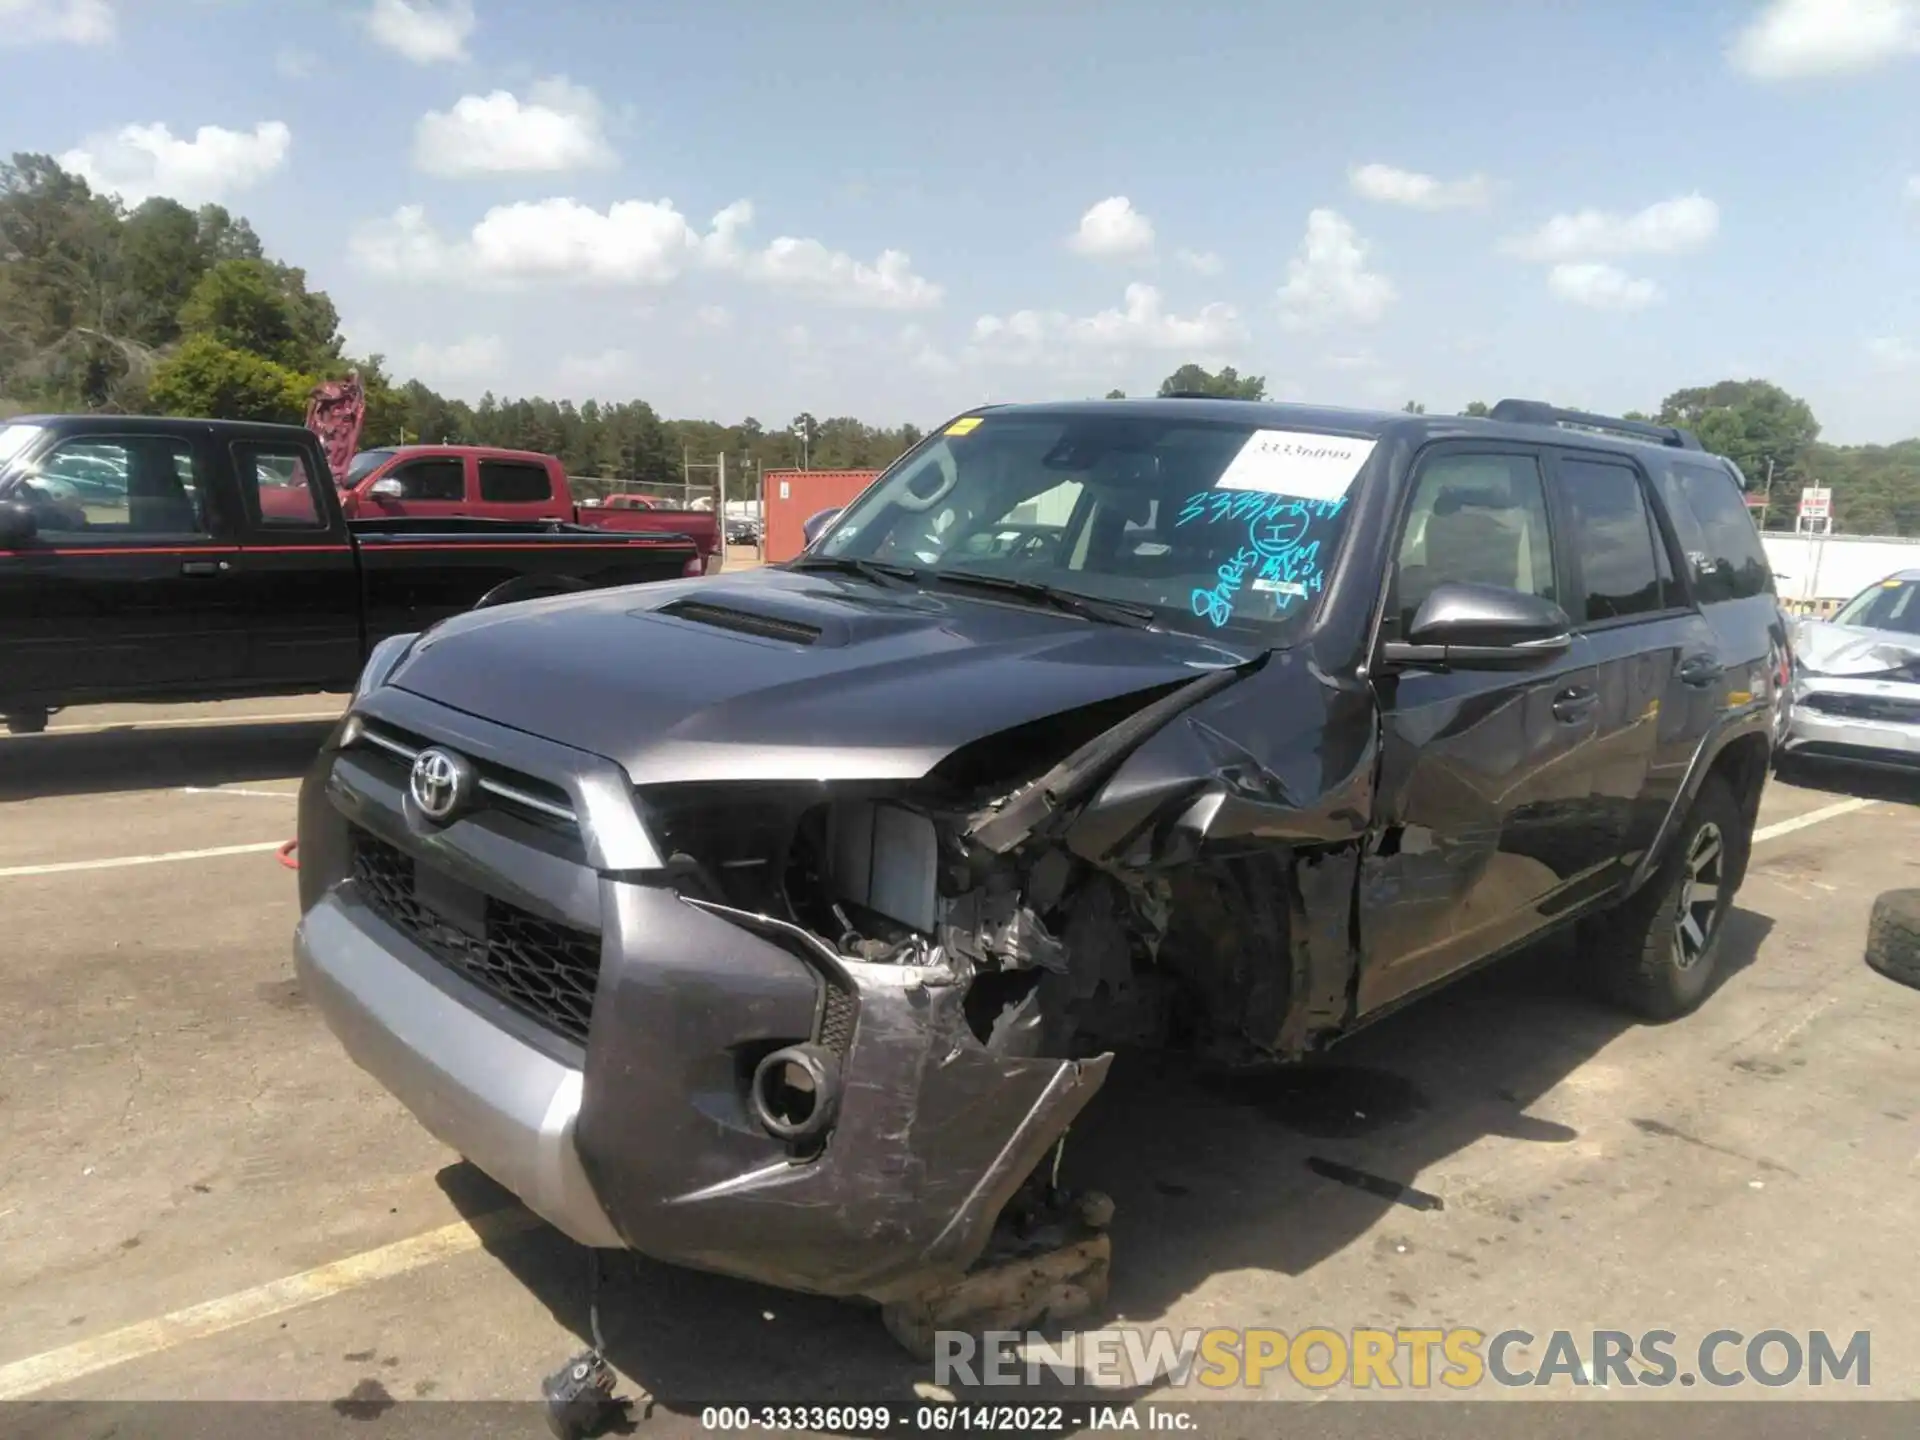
[
  {"x1": 787, "y1": 554, "x2": 921, "y2": 588},
  {"x1": 932, "y1": 570, "x2": 1157, "y2": 628}
]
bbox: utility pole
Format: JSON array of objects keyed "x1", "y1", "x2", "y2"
[{"x1": 717, "y1": 450, "x2": 728, "y2": 572}]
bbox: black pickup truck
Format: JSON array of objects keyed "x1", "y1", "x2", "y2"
[
  {"x1": 0, "y1": 415, "x2": 700, "y2": 732},
  {"x1": 295, "y1": 395, "x2": 1789, "y2": 1342}
]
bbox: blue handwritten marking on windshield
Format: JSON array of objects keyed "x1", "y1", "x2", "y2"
[
  {"x1": 1174, "y1": 490, "x2": 1346, "y2": 529},
  {"x1": 1191, "y1": 545, "x2": 1257, "y2": 628},
  {"x1": 1177, "y1": 490, "x2": 1345, "y2": 626}
]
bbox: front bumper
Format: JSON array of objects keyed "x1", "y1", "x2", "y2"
[
  {"x1": 296, "y1": 690, "x2": 1112, "y2": 1302},
  {"x1": 295, "y1": 892, "x2": 624, "y2": 1249},
  {"x1": 1782, "y1": 682, "x2": 1920, "y2": 770}
]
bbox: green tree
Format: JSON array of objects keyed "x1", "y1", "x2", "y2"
[
  {"x1": 194, "y1": 204, "x2": 263, "y2": 263},
  {"x1": 1655, "y1": 380, "x2": 1820, "y2": 489},
  {"x1": 147, "y1": 334, "x2": 312, "y2": 422},
  {"x1": 1105, "y1": 388, "x2": 1126, "y2": 399},
  {"x1": 1460, "y1": 400, "x2": 1490, "y2": 417},
  {"x1": 117, "y1": 198, "x2": 208, "y2": 347},
  {"x1": 178, "y1": 259, "x2": 341, "y2": 371},
  {"x1": 1402, "y1": 400, "x2": 1426, "y2": 414},
  {"x1": 1157, "y1": 363, "x2": 1265, "y2": 400}
]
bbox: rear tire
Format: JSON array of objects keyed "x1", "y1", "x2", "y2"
[
  {"x1": 1865, "y1": 890, "x2": 1920, "y2": 990},
  {"x1": 1587, "y1": 777, "x2": 1746, "y2": 1021},
  {"x1": 5, "y1": 709, "x2": 49, "y2": 735}
]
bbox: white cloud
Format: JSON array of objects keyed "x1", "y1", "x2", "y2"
[
  {"x1": 745, "y1": 235, "x2": 943, "y2": 310},
  {"x1": 1067, "y1": 196, "x2": 1155, "y2": 260},
  {"x1": 1275, "y1": 209, "x2": 1395, "y2": 331},
  {"x1": 1867, "y1": 335, "x2": 1917, "y2": 368},
  {"x1": 365, "y1": 0, "x2": 474, "y2": 64},
  {"x1": 1907, "y1": 174, "x2": 1920, "y2": 200},
  {"x1": 1729, "y1": 0, "x2": 1920, "y2": 78},
  {"x1": 1175, "y1": 248, "x2": 1224, "y2": 276},
  {"x1": 1547, "y1": 262, "x2": 1663, "y2": 311},
  {"x1": 275, "y1": 46, "x2": 316, "y2": 79},
  {"x1": 898, "y1": 323, "x2": 957, "y2": 375},
  {"x1": 692, "y1": 304, "x2": 733, "y2": 330},
  {"x1": 413, "y1": 77, "x2": 615, "y2": 176},
  {"x1": 1349, "y1": 163, "x2": 1492, "y2": 210},
  {"x1": 349, "y1": 196, "x2": 943, "y2": 309},
  {"x1": 1504, "y1": 193, "x2": 1719, "y2": 261},
  {"x1": 59, "y1": 121, "x2": 290, "y2": 207},
  {"x1": 971, "y1": 283, "x2": 1244, "y2": 369},
  {"x1": 0, "y1": 0, "x2": 112, "y2": 44},
  {"x1": 557, "y1": 349, "x2": 635, "y2": 391},
  {"x1": 404, "y1": 334, "x2": 505, "y2": 382}
]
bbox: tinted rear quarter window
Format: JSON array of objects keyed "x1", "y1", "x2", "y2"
[
  {"x1": 478, "y1": 460, "x2": 553, "y2": 504},
  {"x1": 1656, "y1": 461, "x2": 1773, "y2": 603},
  {"x1": 1554, "y1": 455, "x2": 1669, "y2": 622}
]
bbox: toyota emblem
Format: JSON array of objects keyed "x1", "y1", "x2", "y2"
[{"x1": 409, "y1": 747, "x2": 474, "y2": 823}]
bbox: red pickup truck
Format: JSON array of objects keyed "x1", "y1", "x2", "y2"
[{"x1": 334, "y1": 445, "x2": 722, "y2": 574}]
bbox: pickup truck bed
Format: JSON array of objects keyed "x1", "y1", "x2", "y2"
[{"x1": 0, "y1": 414, "x2": 699, "y2": 730}]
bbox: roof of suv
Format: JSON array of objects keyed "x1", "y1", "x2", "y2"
[{"x1": 978, "y1": 396, "x2": 1734, "y2": 472}]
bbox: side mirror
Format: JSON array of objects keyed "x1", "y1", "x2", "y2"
[
  {"x1": 801, "y1": 507, "x2": 842, "y2": 547},
  {"x1": 0, "y1": 499, "x2": 37, "y2": 547},
  {"x1": 1381, "y1": 581, "x2": 1573, "y2": 672},
  {"x1": 368, "y1": 477, "x2": 404, "y2": 501}
]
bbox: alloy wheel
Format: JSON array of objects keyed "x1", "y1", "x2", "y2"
[{"x1": 1673, "y1": 821, "x2": 1725, "y2": 971}]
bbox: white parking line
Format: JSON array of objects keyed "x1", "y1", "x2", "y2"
[
  {"x1": 3, "y1": 710, "x2": 343, "y2": 739},
  {"x1": 0, "y1": 1209, "x2": 538, "y2": 1401},
  {"x1": 1752, "y1": 796, "x2": 1876, "y2": 844},
  {"x1": 0, "y1": 842, "x2": 286, "y2": 880},
  {"x1": 181, "y1": 787, "x2": 299, "y2": 800}
]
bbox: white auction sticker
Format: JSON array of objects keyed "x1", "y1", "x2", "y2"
[{"x1": 1215, "y1": 430, "x2": 1376, "y2": 500}]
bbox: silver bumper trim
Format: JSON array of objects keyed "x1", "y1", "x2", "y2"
[{"x1": 294, "y1": 894, "x2": 624, "y2": 1249}]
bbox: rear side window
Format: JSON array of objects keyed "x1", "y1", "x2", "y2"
[
  {"x1": 1656, "y1": 461, "x2": 1774, "y2": 603},
  {"x1": 478, "y1": 460, "x2": 553, "y2": 504},
  {"x1": 1555, "y1": 456, "x2": 1670, "y2": 623},
  {"x1": 232, "y1": 443, "x2": 325, "y2": 529},
  {"x1": 388, "y1": 458, "x2": 465, "y2": 501}
]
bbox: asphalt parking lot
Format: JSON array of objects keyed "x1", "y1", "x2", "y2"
[{"x1": 1, "y1": 697, "x2": 1917, "y2": 1424}]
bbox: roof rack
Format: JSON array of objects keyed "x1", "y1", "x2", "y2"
[{"x1": 1488, "y1": 398, "x2": 1702, "y2": 451}]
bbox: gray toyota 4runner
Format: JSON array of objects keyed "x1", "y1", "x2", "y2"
[{"x1": 295, "y1": 397, "x2": 1789, "y2": 1324}]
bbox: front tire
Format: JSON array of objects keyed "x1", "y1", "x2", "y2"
[{"x1": 1587, "y1": 777, "x2": 1745, "y2": 1021}]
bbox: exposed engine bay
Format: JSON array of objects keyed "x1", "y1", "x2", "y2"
[{"x1": 637, "y1": 669, "x2": 1347, "y2": 1095}]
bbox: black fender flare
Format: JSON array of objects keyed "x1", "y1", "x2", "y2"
[
  {"x1": 1626, "y1": 705, "x2": 1775, "y2": 898},
  {"x1": 470, "y1": 573, "x2": 592, "y2": 611}
]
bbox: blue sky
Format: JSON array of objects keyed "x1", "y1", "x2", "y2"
[{"x1": 4, "y1": 0, "x2": 1918, "y2": 441}]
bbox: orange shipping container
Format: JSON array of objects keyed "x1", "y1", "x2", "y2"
[{"x1": 763, "y1": 469, "x2": 881, "y2": 563}]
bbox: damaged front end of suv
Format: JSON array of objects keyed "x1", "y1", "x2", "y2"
[{"x1": 296, "y1": 399, "x2": 1384, "y2": 1326}]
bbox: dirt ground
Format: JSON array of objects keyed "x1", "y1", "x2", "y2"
[{"x1": 1, "y1": 697, "x2": 1916, "y2": 1430}]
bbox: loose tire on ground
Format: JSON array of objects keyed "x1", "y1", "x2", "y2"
[
  {"x1": 1584, "y1": 776, "x2": 1747, "y2": 1022},
  {"x1": 1865, "y1": 889, "x2": 1920, "y2": 989}
]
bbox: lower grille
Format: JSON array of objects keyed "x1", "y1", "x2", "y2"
[
  {"x1": 818, "y1": 983, "x2": 856, "y2": 1055},
  {"x1": 1803, "y1": 691, "x2": 1920, "y2": 724},
  {"x1": 350, "y1": 827, "x2": 601, "y2": 1046}
]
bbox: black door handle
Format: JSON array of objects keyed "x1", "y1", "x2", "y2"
[
  {"x1": 1552, "y1": 686, "x2": 1598, "y2": 723},
  {"x1": 1678, "y1": 654, "x2": 1724, "y2": 688},
  {"x1": 180, "y1": 559, "x2": 231, "y2": 577}
]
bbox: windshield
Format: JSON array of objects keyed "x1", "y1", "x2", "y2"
[
  {"x1": 812, "y1": 411, "x2": 1373, "y2": 642},
  {"x1": 344, "y1": 449, "x2": 394, "y2": 486},
  {"x1": 1833, "y1": 577, "x2": 1920, "y2": 635}
]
